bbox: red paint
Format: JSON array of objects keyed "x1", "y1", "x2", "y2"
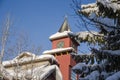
[
  {"x1": 50, "y1": 34, "x2": 79, "y2": 80},
  {"x1": 55, "y1": 54, "x2": 76, "y2": 80}
]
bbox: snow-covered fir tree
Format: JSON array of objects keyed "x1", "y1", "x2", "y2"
[{"x1": 72, "y1": 0, "x2": 120, "y2": 80}]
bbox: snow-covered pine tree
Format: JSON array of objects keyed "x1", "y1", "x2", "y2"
[{"x1": 72, "y1": 0, "x2": 120, "y2": 80}]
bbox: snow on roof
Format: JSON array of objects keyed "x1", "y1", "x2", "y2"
[
  {"x1": 33, "y1": 65, "x2": 55, "y2": 80},
  {"x1": 40, "y1": 65, "x2": 56, "y2": 79},
  {"x1": 3, "y1": 52, "x2": 57, "y2": 66},
  {"x1": 43, "y1": 47, "x2": 75, "y2": 54},
  {"x1": 0, "y1": 64, "x2": 13, "y2": 80},
  {"x1": 49, "y1": 31, "x2": 72, "y2": 40},
  {"x1": 14, "y1": 52, "x2": 36, "y2": 60},
  {"x1": 5, "y1": 64, "x2": 62, "y2": 80},
  {"x1": 29, "y1": 65, "x2": 62, "y2": 80}
]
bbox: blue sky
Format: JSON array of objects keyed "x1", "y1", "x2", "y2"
[{"x1": 0, "y1": 0, "x2": 95, "y2": 56}]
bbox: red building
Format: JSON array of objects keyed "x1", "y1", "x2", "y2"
[{"x1": 43, "y1": 18, "x2": 79, "y2": 80}]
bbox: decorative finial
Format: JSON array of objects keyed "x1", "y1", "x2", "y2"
[{"x1": 65, "y1": 15, "x2": 68, "y2": 19}]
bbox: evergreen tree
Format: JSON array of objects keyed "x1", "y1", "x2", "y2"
[{"x1": 72, "y1": 0, "x2": 120, "y2": 80}]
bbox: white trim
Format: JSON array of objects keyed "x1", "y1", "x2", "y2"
[
  {"x1": 43, "y1": 47, "x2": 75, "y2": 54},
  {"x1": 49, "y1": 31, "x2": 72, "y2": 40}
]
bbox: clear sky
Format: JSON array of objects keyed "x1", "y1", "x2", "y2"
[{"x1": 0, "y1": 0, "x2": 95, "y2": 56}]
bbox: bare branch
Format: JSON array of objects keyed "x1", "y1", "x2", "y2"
[{"x1": 0, "y1": 15, "x2": 11, "y2": 63}]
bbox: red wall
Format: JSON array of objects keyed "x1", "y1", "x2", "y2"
[
  {"x1": 55, "y1": 54, "x2": 76, "y2": 80},
  {"x1": 51, "y1": 36, "x2": 78, "y2": 80}
]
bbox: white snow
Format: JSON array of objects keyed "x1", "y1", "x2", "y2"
[
  {"x1": 84, "y1": 70, "x2": 100, "y2": 80},
  {"x1": 28, "y1": 65, "x2": 62, "y2": 80},
  {"x1": 82, "y1": 3, "x2": 96, "y2": 9},
  {"x1": 5, "y1": 64, "x2": 63, "y2": 80},
  {"x1": 3, "y1": 52, "x2": 57, "y2": 66},
  {"x1": 102, "y1": 50, "x2": 120, "y2": 55},
  {"x1": 80, "y1": 0, "x2": 120, "y2": 17},
  {"x1": 37, "y1": 54, "x2": 57, "y2": 61},
  {"x1": 101, "y1": 71, "x2": 109, "y2": 79},
  {"x1": 97, "y1": 0, "x2": 120, "y2": 13},
  {"x1": 72, "y1": 63, "x2": 89, "y2": 74},
  {"x1": 81, "y1": 3, "x2": 99, "y2": 16},
  {"x1": 0, "y1": 64, "x2": 13, "y2": 80},
  {"x1": 38, "y1": 65, "x2": 62, "y2": 80},
  {"x1": 106, "y1": 71, "x2": 120, "y2": 80},
  {"x1": 49, "y1": 31, "x2": 72, "y2": 40},
  {"x1": 76, "y1": 31, "x2": 103, "y2": 41},
  {"x1": 72, "y1": 63, "x2": 86, "y2": 71},
  {"x1": 77, "y1": 31, "x2": 100, "y2": 39},
  {"x1": 43, "y1": 47, "x2": 75, "y2": 54},
  {"x1": 14, "y1": 52, "x2": 36, "y2": 59},
  {"x1": 2, "y1": 52, "x2": 63, "y2": 80}
]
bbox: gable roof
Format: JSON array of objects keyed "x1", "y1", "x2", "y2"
[
  {"x1": 3, "y1": 52, "x2": 58, "y2": 67},
  {"x1": 14, "y1": 52, "x2": 36, "y2": 60},
  {"x1": 2, "y1": 52, "x2": 62, "y2": 80}
]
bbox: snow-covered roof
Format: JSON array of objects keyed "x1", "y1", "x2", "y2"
[
  {"x1": 43, "y1": 47, "x2": 75, "y2": 54},
  {"x1": 3, "y1": 63, "x2": 62, "y2": 80},
  {"x1": 49, "y1": 17, "x2": 73, "y2": 40},
  {"x1": 23, "y1": 65, "x2": 62, "y2": 80},
  {"x1": 0, "y1": 64, "x2": 13, "y2": 80},
  {"x1": 14, "y1": 52, "x2": 36, "y2": 60},
  {"x1": 49, "y1": 31, "x2": 72, "y2": 40},
  {"x1": 2, "y1": 52, "x2": 63, "y2": 80},
  {"x1": 3, "y1": 52, "x2": 57, "y2": 67}
]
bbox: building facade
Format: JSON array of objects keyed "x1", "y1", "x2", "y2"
[
  {"x1": 43, "y1": 18, "x2": 79, "y2": 80},
  {"x1": 2, "y1": 18, "x2": 79, "y2": 80},
  {"x1": 2, "y1": 52, "x2": 62, "y2": 80}
]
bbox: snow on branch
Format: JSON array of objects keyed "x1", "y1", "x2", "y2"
[
  {"x1": 71, "y1": 53, "x2": 94, "y2": 63},
  {"x1": 72, "y1": 60, "x2": 110, "y2": 79},
  {"x1": 102, "y1": 50, "x2": 120, "y2": 56},
  {"x1": 72, "y1": 63, "x2": 89, "y2": 74},
  {"x1": 92, "y1": 48, "x2": 120, "y2": 56},
  {"x1": 76, "y1": 31, "x2": 104, "y2": 44},
  {"x1": 80, "y1": 3, "x2": 99, "y2": 17},
  {"x1": 110, "y1": 40, "x2": 120, "y2": 47},
  {"x1": 106, "y1": 71, "x2": 120, "y2": 80},
  {"x1": 97, "y1": 0, "x2": 120, "y2": 13},
  {"x1": 79, "y1": 0, "x2": 120, "y2": 18},
  {"x1": 81, "y1": 70, "x2": 100, "y2": 80}
]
